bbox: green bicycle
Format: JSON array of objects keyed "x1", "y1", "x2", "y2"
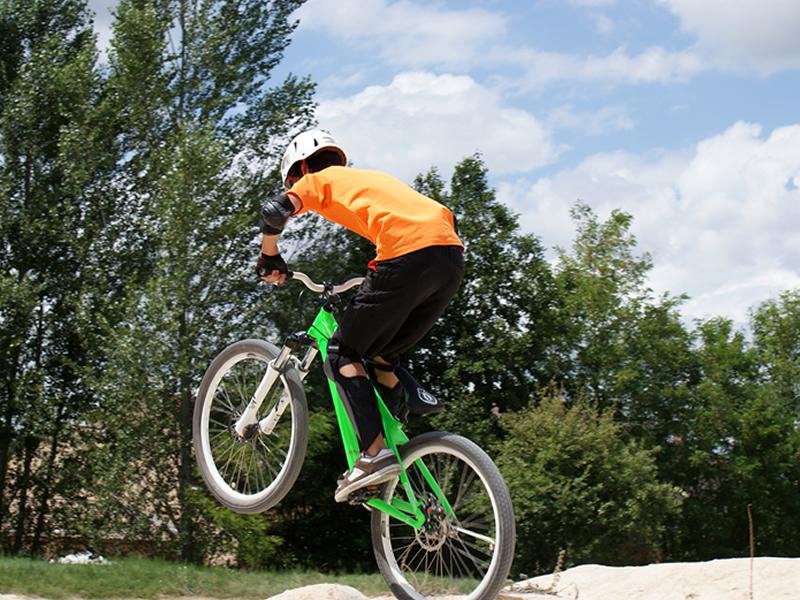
[{"x1": 193, "y1": 272, "x2": 516, "y2": 600}]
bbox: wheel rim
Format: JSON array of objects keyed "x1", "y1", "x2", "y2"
[
  {"x1": 379, "y1": 443, "x2": 503, "y2": 600},
  {"x1": 200, "y1": 351, "x2": 295, "y2": 503}
]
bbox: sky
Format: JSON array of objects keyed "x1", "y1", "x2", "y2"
[{"x1": 88, "y1": 0, "x2": 800, "y2": 328}]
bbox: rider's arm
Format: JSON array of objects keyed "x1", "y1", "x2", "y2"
[
  {"x1": 257, "y1": 193, "x2": 302, "y2": 284},
  {"x1": 259, "y1": 193, "x2": 301, "y2": 235}
]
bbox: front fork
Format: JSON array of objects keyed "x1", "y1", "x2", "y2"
[{"x1": 233, "y1": 334, "x2": 317, "y2": 437}]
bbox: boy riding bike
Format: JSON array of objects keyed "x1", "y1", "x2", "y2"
[{"x1": 256, "y1": 129, "x2": 464, "y2": 502}]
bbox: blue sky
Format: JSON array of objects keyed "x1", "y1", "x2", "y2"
[{"x1": 89, "y1": 0, "x2": 800, "y2": 327}]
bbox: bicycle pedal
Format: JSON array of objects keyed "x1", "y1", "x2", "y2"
[{"x1": 347, "y1": 484, "x2": 382, "y2": 505}]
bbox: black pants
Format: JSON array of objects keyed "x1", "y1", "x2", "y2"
[{"x1": 330, "y1": 245, "x2": 464, "y2": 449}]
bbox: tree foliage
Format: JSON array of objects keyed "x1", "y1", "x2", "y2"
[
  {"x1": 0, "y1": 0, "x2": 116, "y2": 554},
  {"x1": 81, "y1": 0, "x2": 315, "y2": 563},
  {"x1": 0, "y1": 0, "x2": 314, "y2": 561},
  {"x1": 496, "y1": 391, "x2": 681, "y2": 572},
  {"x1": 409, "y1": 158, "x2": 559, "y2": 446},
  {"x1": 1, "y1": 1, "x2": 800, "y2": 571}
]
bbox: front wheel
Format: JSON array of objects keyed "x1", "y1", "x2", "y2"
[
  {"x1": 371, "y1": 432, "x2": 516, "y2": 600},
  {"x1": 193, "y1": 339, "x2": 308, "y2": 514}
]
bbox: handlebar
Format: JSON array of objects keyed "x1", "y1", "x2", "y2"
[{"x1": 287, "y1": 271, "x2": 364, "y2": 295}]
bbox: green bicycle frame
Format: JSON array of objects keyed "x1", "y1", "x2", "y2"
[{"x1": 306, "y1": 305, "x2": 455, "y2": 529}]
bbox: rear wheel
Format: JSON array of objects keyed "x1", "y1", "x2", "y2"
[
  {"x1": 371, "y1": 432, "x2": 516, "y2": 600},
  {"x1": 193, "y1": 339, "x2": 308, "y2": 514}
]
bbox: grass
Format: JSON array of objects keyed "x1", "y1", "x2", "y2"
[{"x1": 0, "y1": 556, "x2": 390, "y2": 599}]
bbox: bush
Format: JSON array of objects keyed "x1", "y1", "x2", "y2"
[
  {"x1": 191, "y1": 492, "x2": 286, "y2": 569},
  {"x1": 496, "y1": 390, "x2": 682, "y2": 573}
]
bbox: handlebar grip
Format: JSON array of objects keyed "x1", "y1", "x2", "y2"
[{"x1": 257, "y1": 267, "x2": 292, "y2": 278}]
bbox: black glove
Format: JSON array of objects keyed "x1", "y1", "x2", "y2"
[{"x1": 256, "y1": 252, "x2": 288, "y2": 278}]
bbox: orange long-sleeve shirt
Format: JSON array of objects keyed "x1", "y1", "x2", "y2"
[{"x1": 288, "y1": 166, "x2": 462, "y2": 262}]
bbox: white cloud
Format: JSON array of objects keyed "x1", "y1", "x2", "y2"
[
  {"x1": 661, "y1": 0, "x2": 800, "y2": 73},
  {"x1": 492, "y1": 46, "x2": 707, "y2": 90},
  {"x1": 295, "y1": 0, "x2": 506, "y2": 69},
  {"x1": 547, "y1": 104, "x2": 635, "y2": 135},
  {"x1": 568, "y1": 0, "x2": 616, "y2": 5},
  {"x1": 296, "y1": 0, "x2": 710, "y2": 89},
  {"x1": 316, "y1": 72, "x2": 558, "y2": 183},
  {"x1": 317, "y1": 72, "x2": 556, "y2": 181},
  {"x1": 592, "y1": 14, "x2": 615, "y2": 35},
  {"x1": 500, "y1": 121, "x2": 800, "y2": 325}
]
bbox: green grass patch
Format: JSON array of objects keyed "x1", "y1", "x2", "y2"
[{"x1": 0, "y1": 556, "x2": 389, "y2": 599}]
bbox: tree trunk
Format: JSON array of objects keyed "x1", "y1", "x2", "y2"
[
  {"x1": 177, "y1": 309, "x2": 199, "y2": 563},
  {"x1": 11, "y1": 435, "x2": 38, "y2": 553},
  {"x1": 0, "y1": 282, "x2": 25, "y2": 541},
  {"x1": 0, "y1": 427, "x2": 12, "y2": 546},
  {"x1": 0, "y1": 367, "x2": 17, "y2": 539},
  {"x1": 31, "y1": 401, "x2": 66, "y2": 556}
]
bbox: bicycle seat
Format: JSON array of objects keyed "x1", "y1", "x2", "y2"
[{"x1": 395, "y1": 367, "x2": 444, "y2": 416}]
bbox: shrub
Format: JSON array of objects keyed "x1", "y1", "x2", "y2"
[{"x1": 496, "y1": 390, "x2": 682, "y2": 573}]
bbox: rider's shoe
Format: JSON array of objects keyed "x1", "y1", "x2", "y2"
[{"x1": 334, "y1": 448, "x2": 401, "y2": 503}]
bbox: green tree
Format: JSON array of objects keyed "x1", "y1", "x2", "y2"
[
  {"x1": 752, "y1": 290, "x2": 800, "y2": 410},
  {"x1": 496, "y1": 391, "x2": 682, "y2": 572},
  {"x1": 669, "y1": 309, "x2": 800, "y2": 559},
  {"x1": 411, "y1": 157, "x2": 559, "y2": 447},
  {"x1": 0, "y1": 0, "x2": 119, "y2": 553},
  {"x1": 82, "y1": 0, "x2": 315, "y2": 563},
  {"x1": 548, "y1": 204, "x2": 699, "y2": 451}
]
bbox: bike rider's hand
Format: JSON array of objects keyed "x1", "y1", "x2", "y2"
[{"x1": 256, "y1": 252, "x2": 288, "y2": 284}]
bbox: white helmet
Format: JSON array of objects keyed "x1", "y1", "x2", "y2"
[{"x1": 280, "y1": 129, "x2": 347, "y2": 189}]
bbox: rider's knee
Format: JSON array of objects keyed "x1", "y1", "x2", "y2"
[
  {"x1": 325, "y1": 339, "x2": 365, "y2": 380},
  {"x1": 339, "y1": 362, "x2": 367, "y2": 378}
]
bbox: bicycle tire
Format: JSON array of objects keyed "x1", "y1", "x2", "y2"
[
  {"x1": 371, "y1": 432, "x2": 516, "y2": 600},
  {"x1": 193, "y1": 339, "x2": 308, "y2": 514}
]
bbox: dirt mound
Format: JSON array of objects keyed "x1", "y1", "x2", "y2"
[
  {"x1": 265, "y1": 584, "x2": 370, "y2": 600},
  {"x1": 503, "y1": 557, "x2": 800, "y2": 600},
  {"x1": 262, "y1": 557, "x2": 800, "y2": 600}
]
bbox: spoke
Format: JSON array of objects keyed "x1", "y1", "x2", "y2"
[
  {"x1": 232, "y1": 366, "x2": 247, "y2": 406},
  {"x1": 233, "y1": 444, "x2": 248, "y2": 491},
  {"x1": 448, "y1": 538, "x2": 478, "y2": 579},
  {"x1": 452, "y1": 525, "x2": 496, "y2": 546},
  {"x1": 215, "y1": 388, "x2": 238, "y2": 414},
  {"x1": 435, "y1": 544, "x2": 444, "y2": 582},
  {"x1": 257, "y1": 437, "x2": 281, "y2": 478},
  {"x1": 245, "y1": 444, "x2": 257, "y2": 493},
  {"x1": 449, "y1": 532, "x2": 492, "y2": 561},
  {"x1": 218, "y1": 383, "x2": 239, "y2": 413},
  {"x1": 209, "y1": 430, "x2": 229, "y2": 444},
  {"x1": 455, "y1": 463, "x2": 477, "y2": 509},
  {"x1": 255, "y1": 449, "x2": 268, "y2": 492},
  {"x1": 459, "y1": 513, "x2": 490, "y2": 530},
  {"x1": 398, "y1": 536, "x2": 422, "y2": 571},
  {"x1": 209, "y1": 416, "x2": 231, "y2": 430},
  {"x1": 440, "y1": 459, "x2": 455, "y2": 497},
  {"x1": 218, "y1": 439, "x2": 242, "y2": 475},
  {"x1": 449, "y1": 536, "x2": 490, "y2": 576},
  {"x1": 260, "y1": 433, "x2": 289, "y2": 462}
]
